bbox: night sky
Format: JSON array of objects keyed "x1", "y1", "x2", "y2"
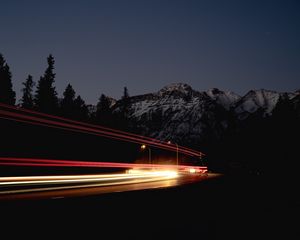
[{"x1": 1, "y1": 0, "x2": 299, "y2": 104}]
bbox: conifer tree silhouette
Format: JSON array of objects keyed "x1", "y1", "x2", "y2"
[
  {"x1": 20, "y1": 75, "x2": 35, "y2": 109},
  {"x1": 0, "y1": 53, "x2": 16, "y2": 105},
  {"x1": 34, "y1": 54, "x2": 58, "y2": 114},
  {"x1": 61, "y1": 83, "x2": 76, "y2": 118},
  {"x1": 96, "y1": 94, "x2": 113, "y2": 126}
]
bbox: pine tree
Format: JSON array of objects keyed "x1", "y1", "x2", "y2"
[
  {"x1": 20, "y1": 75, "x2": 35, "y2": 109},
  {"x1": 122, "y1": 86, "x2": 129, "y2": 100},
  {"x1": 74, "y1": 95, "x2": 88, "y2": 121},
  {"x1": 0, "y1": 53, "x2": 16, "y2": 105},
  {"x1": 121, "y1": 86, "x2": 130, "y2": 118},
  {"x1": 34, "y1": 54, "x2": 58, "y2": 114},
  {"x1": 96, "y1": 94, "x2": 112, "y2": 125},
  {"x1": 60, "y1": 84, "x2": 76, "y2": 118},
  {"x1": 115, "y1": 86, "x2": 131, "y2": 130}
]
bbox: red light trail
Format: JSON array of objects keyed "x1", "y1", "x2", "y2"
[
  {"x1": 0, "y1": 102, "x2": 198, "y2": 154},
  {"x1": 0, "y1": 97, "x2": 209, "y2": 200},
  {"x1": 0, "y1": 102, "x2": 205, "y2": 158},
  {"x1": 0, "y1": 157, "x2": 207, "y2": 173}
]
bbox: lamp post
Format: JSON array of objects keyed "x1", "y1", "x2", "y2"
[
  {"x1": 167, "y1": 141, "x2": 179, "y2": 165},
  {"x1": 176, "y1": 143, "x2": 179, "y2": 166},
  {"x1": 141, "y1": 144, "x2": 151, "y2": 165},
  {"x1": 199, "y1": 152, "x2": 204, "y2": 166}
]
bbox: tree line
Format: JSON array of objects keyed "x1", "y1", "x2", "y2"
[{"x1": 0, "y1": 53, "x2": 130, "y2": 128}]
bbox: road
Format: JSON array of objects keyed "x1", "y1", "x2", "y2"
[
  {"x1": 0, "y1": 169, "x2": 217, "y2": 201},
  {"x1": 0, "y1": 172, "x2": 298, "y2": 240}
]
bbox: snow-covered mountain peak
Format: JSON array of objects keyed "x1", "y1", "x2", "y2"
[
  {"x1": 234, "y1": 89, "x2": 282, "y2": 119},
  {"x1": 108, "y1": 97, "x2": 117, "y2": 107},
  {"x1": 206, "y1": 88, "x2": 241, "y2": 110},
  {"x1": 206, "y1": 88, "x2": 223, "y2": 96},
  {"x1": 158, "y1": 83, "x2": 193, "y2": 97},
  {"x1": 110, "y1": 83, "x2": 299, "y2": 147}
]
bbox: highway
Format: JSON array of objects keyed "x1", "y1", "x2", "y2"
[
  {"x1": 0, "y1": 103, "x2": 211, "y2": 203},
  {"x1": 0, "y1": 169, "x2": 215, "y2": 201}
]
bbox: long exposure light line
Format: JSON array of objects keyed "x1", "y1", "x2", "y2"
[
  {"x1": 0, "y1": 172, "x2": 175, "y2": 182},
  {"x1": 0, "y1": 110, "x2": 194, "y2": 156},
  {"x1": 0, "y1": 102, "x2": 204, "y2": 157},
  {"x1": 0, "y1": 170, "x2": 179, "y2": 195},
  {"x1": 0, "y1": 110, "x2": 199, "y2": 155},
  {"x1": 0, "y1": 107, "x2": 202, "y2": 157},
  {"x1": 0, "y1": 172, "x2": 177, "y2": 186},
  {"x1": 0, "y1": 114, "x2": 193, "y2": 156},
  {"x1": 0, "y1": 103, "x2": 204, "y2": 156},
  {"x1": 0, "y1": 157, "x2": 207, "y2": 172}
]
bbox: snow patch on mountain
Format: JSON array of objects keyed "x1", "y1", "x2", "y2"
[
  {"x1": 234, "y1": 89, "x2": 280, "y2": 119},
  {"x1": 206, "y1": 88, "x2": 241, "y2": 110},
  {"x1": 112, "y1": 83, "x2": 298, "y2": 145},
  {"x1": 158, "y1": 83, "x2": 193, "y2": 97},
  {"x1": 120, "y1": 83, "x2": 230, "y2": 144}
]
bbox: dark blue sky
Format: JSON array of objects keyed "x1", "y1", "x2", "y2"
[{"x1": 1, "y1": 0, "x2": 299, "y2": 104}]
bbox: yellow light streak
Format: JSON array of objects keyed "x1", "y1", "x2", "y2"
[
  {"x1": 0, "y1": 170, "x2": 178, "y2": 195},
  {"x1": 189, "y1": 168, "x2": 196, "y2": 173}
]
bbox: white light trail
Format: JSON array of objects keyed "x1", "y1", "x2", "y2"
[{"x1": 0, "y1": 170, "x2": 178, "y2": 195}]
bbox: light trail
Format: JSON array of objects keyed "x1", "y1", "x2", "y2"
[
  {"x1": 0, "y1": 109, "x2": 198, "y2": 157},
  {"x1": 0, "y1": 103, "x2": 207, "y2": 199},
  {"x1": 0, "y1": 110, "x2": 197, "y2": 157},
  {"x1": 0, "y1": 103, "x2": 205, "y2": 157},
  {"x1": 0, "y1": 170, "x2": 179, "y2": 195},
  {"x1": 0, "y1": 102, "x2": 205, "y2": 157},
  {"x1": 0, "y1": 171, "x2": 178, "y2": 186},
  {"x1": 0, "y1": 157, "x2": 208, "y2": 173},
  {"x1": 0, "y1": 104, "x2": 209, "y2": 200},
  {"x1": 0, "y1": 114, "x2": 200, "y2": 159}
]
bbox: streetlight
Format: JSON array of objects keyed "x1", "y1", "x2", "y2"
[
  {"x1": 199, "y1": 152, "x2": 205, "y2": 166},
  {"x1": 167, "y1": 141, "x2": 179, "y2": 165},
  {"x1": 141, "y1": 144, "x2": 151, "y2": 165}
]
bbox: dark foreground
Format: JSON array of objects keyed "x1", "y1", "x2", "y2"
[{"x1": 1, "y1": 174, "x2": 299, "y2": 240}]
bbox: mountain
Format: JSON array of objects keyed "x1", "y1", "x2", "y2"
[
  {"x1": 233, "y1": 89, "x2": 297, "y2": 120},
  {"x1": 113, "y1": 83, "x2": 236, "y2": 147},
  {"x1": 111, "y1": 83, "x2": 299, "y2": 149},
  {"x1": 206, "y1": 88, "x2": 240, "y2": 110}
]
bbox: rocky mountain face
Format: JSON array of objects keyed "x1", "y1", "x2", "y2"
[
  {"x1": 112, "y1": 83, "x2": 299, "y2": 149},
  {"x1": 233, "y1": 89, "x2": 297, "y2": 120}
]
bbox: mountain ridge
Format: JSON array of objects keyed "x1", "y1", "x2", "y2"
[{"x1": 110, "y1": 83, "x2": 299, "y2": 148}]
